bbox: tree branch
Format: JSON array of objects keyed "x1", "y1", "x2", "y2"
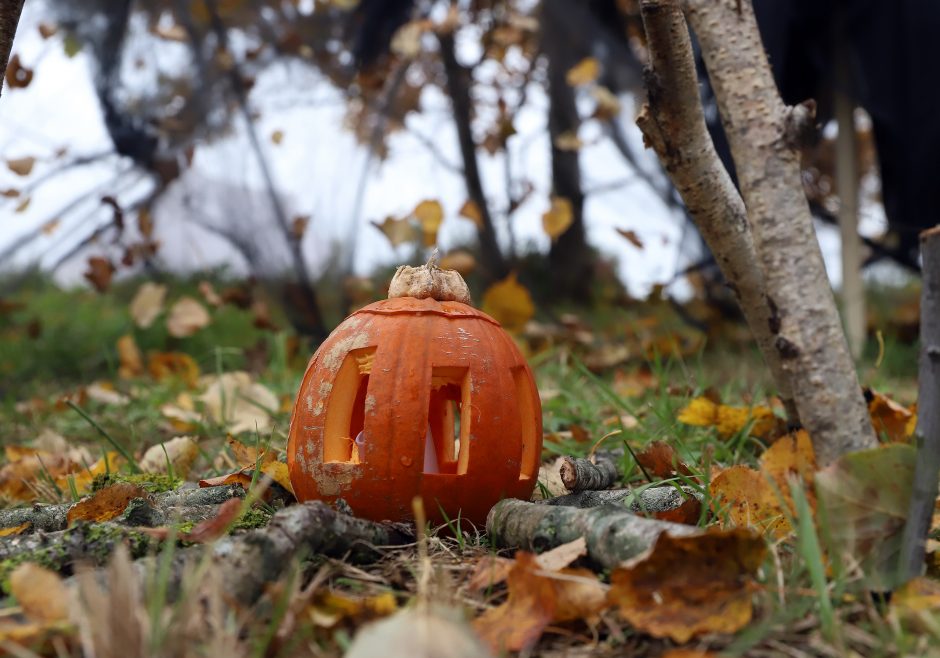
[{"x1": 0, "y1": 0, "x2": 24, "y2": 100}]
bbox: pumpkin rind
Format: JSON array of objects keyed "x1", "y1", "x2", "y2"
[{"x1": 287, "y1": 297, "x2": 541, "y2": 524}]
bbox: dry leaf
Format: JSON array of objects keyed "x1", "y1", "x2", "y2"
[
  {"x1": 199, "y1": 371, "x2": 278, "y2": 434},
  {"x1": 458, "y1": 199, "x2": 484, "y2": 228},
  {"x1": 5, "y1": 54, "x2": 33, "y2": 89},
  {"x1": 138, "y1": 436, "x2": 199, "y2": 478},
  {"x1": 413, "y1": 199, "x2": 444, "y2": 247},
  {"x1": 181, "y1": 497, "x2": 241, "y2": 542},
  {"x1": 10, "y1": 563, "x2": 69, "y2": 623},
  {"x1": 292, "y1": 215, "x2": 310, "y2": 240},
  {"x1": 635, "y1": 441, "x2": 694, "y2": 479},
  {"x1": 308, "y1": 591, "x2": 397, "y2": 629},
  {"x1": 7, "y1": 156, "x2": 36, "y2": 176},
  {"x1": 542, "y1": 196, "x2": 574, "y2": 241},
  {"x1": 608, "y1": 528, "x2": 765, "y2": 643},
  {"x1": 566, "y1": 57, "x2": 600, "y2": 86},
  {"x1": 439, "y1": 250, "x2": 476, "y2": 275},
  {"x1": 678, "y1": 397, "x2": 780, "y2": 439},
  {"x1": 591, "y1": 85, "x2": 622, "y2": 119},
  {"x1": 867, "y1": 388, "x2": 916, "y2": 442},
  {"x1": 86, "y1": 381, "x2": 129, "y2": 406},
  {"x1": 67, "y1": 483, "x2": 149, "y2": 525},
  {"x1": 373, "y1": 215, "x2": 417, "y2": 248},
  {"x1": 481, "y1": 273, "x2": 535, "y2": 332},
  {"x1": 468, "y1": 556, "x2": 515, "y2": 591},
  {"x1": 270, "y1": 129, "x2": 284, "y2": 144},
  {"x1": 469, "y1": 537, "x2": 587, "y2": 591},
  {"x1": 166, "y1": 296, "x2": 211, "y2": 337},
  {"x1": 0, "y1": 522, "x2": 30, "y2": 536},
  {"x1": 148, "y1": 351, "x2": 200, "y2": 387},
  {"x1": 129, "y1": 282, "x2": 166, "y2": 328},
  {"x1": 347, "y1": 605, "x2": 492, "y2": 658},
  {"x1": 117, "y1": 334, "x2": 144, "y2": 379},
  {"x1": 84, "y1": 256, "x2": 115, "y2": 292},
  {"x1": 617, "y1": 228, "x2": 644, "y2": 250}
]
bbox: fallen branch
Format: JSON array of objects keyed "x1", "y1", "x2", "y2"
[
  {"x1": 548, "y1": 485, "x2": 701, "y2": 514},
  {"x1": 899, "y1": 225, "x2": 940, "y2": 581},
  {"x1": 486, "y1": 498, "x2": 699, "y2": 570},
  {"x1": 560, "y1": 455, "x2": 619, "y2": 491},
  {"x1": 0, "y1": 484, "x2": 245, "y2": 534}
]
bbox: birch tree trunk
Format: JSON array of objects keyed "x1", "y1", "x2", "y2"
[
  {"x1": 636, "y1": 0, "x2": 797, "y2": 423},
  {"x1": 675, "y1": 0, "x2": 878, "y2": 465}
]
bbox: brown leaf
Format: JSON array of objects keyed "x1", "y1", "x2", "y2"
[
  {"x1": 468, "y1": 556, "x2": 514, "y2": 591},
  {"x1": 228, "y1": 436, "x2": 276, "y2": 468},
  {"x1": 38, "y1": 23, "x2": 59, "y2": 39},
  {"x1": 616, "y1": 228, "x2": 644, "y2": 249},
  {"x1": 14, "y1": 196, "x2": 30, "y2": 213},
  {"x1": 10, "y1": 563, "x2": 69, "y2": 623},
  {"x1": 166, "y1": 296, "x2": 211, "y2": 337},
  {"x1": 372, "y1": 215, "x2": 417, "y2": 247},
  {"x1": 653, "y1": 497, "x2": 702, "y2": 525},
  {"x1": 4, "y1": 55, "x2": 33, "y2": 89},
  {"x1": 148, "y1": 351, "x2": 200, "y2": 387},
  {"x1": 7, "y1": 156, "x2": 36, "y2": 177},
  {"x1": 67, "y1": 483, "x2": 149, "y2": 525},
  {"x1": 608, "y1": 528, "x2": 765, "y2": 643},
  {"x1": 138, "y1": 436, "x2": 199, "y2": 478},
  {"x1": 438, "y1": 250, "x2": 476, "y2": 275},
  {"x1": 198, "y1": 281, "x2": 223, "y2": 307},
  {"x1": 291, "y1": 215, "x2": 310, "y2": 240},
  {"x1": 458, "y1": 199, "x2": 484, "y2": 228},
  {"x1": 541, "y1": 196, "x2": 573, "y2": 241},
  {"x1": 270, "y1": 129, "x2": 284, "y2": 145},
  {"x1": 83, "y1": 256, "x2": 115, "y2": 292},
  {"x1": 867, "y1": 388, "x2": 916, "y2": 442},
  {"x1": 635, "y1": 441, "x2": 694, "y2": 479},
  {"x1": 179, "y1": 497, "x2": 242, "y2": 542}
]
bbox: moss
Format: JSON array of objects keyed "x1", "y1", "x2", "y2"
[
  {"x1": 0, "y1": 543, "x2": 71, "y2": 594},
  {"x1": 232, "y1": 508, "x2": 273, "y2": 531},
  {"x1": 91, "y1": 472, "x2": 182, "y2": 494}
]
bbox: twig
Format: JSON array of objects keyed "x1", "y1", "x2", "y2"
[
  {"x1": 559, "y1": 456, "x2": 619, "y2": 492},
  {"x1": 898, "y1": 225, "x2": 940, "y2": 581}
]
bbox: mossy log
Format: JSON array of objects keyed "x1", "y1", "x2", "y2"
[{"x1": 486, "y1": 498, "x2": 700, "y2": 569}]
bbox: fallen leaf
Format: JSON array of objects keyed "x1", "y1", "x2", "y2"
[
  {"x1": 532, "y1": 455, "x2": 569, "y2": 500},
  {"x1": 129, "y1": 282, "x2": 166, "y2": 328},
  {"x1": 566, "y1": 57, "x2": 600, "y2": 86},
  {"x1": 67, "y1": 482, "x2": 149, "y2": 525},
  {"x1": 86, "y1": 381, "x2": 129, "y2": 406},
  {"x1": 373, "y1": 215, "x2": 417, "y2": 247},
  {"x1": 469, "y1": 537, "x2": 588, "y2": 591},
  {"x1": 541, "y1": 196, "x2": 574, "y2": 241},
  {"x1": 84, "y1": 256, "x2": 115, "y2": 292},
  {"x1": 10, "y1": 563, "x2": 69, "y2": 623},
  {"x1": 181, "y1": 497, "x2": 242, "y2": 542},
  {"x1": 635, "y1": 441, "x2": 694, "y2": 479},
  {"x1": 458, "y1": 199, "x2": 484, "y2": 228},
  {"x1": 138, "y1": 436, "x2": 199, "y2": 478},
  {"x1": 617, "y1": 228, "x2": 644, "y2": 249},
  {"x1": 227, "y1": 436, "x2": 276, "y2": 467},
  {"x1": 0, "y1": 522, "x2": 31, "y2": 536},
  {"x1": 347, "y1": 605, "x2": 492, "y2": 658},
  {"x1": 148, "y1": 352, "x2": 200, "y2": 387},
  {"x1": 198, "y1": 280, "x2": 223, "y2": 307},
  {"x1": 890, "y1": 577, "x2": 940, "y2": 631},
  {"x1": 6, "y1": 156, "x2": 36, "y2": 176},
  {"x1": 678, "y1": 396, "x2": 780, "y2": 439},
  {"x1": 468, "y1": 556, "x2": 515, "y2": 591},
  {"x1": 117, "y1": 334, "x2": 144, "y2": 379},
  {"x1": 867, "y1": 388, "x2": 916, "y2": 442},
  {"x1": 816, "y1": 443, "x2": 916, "y2": 590},
  {"x1": 482, "y1": 273, "x2": 535, "y2": 332},
  {"x1": 608, "y1": 528, "x2": 765, "y2": 643},
  {"x1": 412, "y1": 199, "x2": 444, "y2": 247},
  {"x1": 308, "y1": 590, "x2": 397, "y2": 628},
  {"x1": 199, "y1": 371, "x2": 278, "y2": 434},
  {"x1": 166, "y1": 296, "x2": 211, "y2": 337},
  {"x1": 58, "y1": 452, "x2": 125, "y2": 496}
]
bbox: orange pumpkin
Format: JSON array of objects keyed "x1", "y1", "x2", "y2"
[{"x1": 287, "y1": 263, "x2": 541, "y2": 524}]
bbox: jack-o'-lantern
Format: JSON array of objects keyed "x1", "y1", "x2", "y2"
[{"x1": 287, "y1": 261, "x2": 541, "y2": 524}]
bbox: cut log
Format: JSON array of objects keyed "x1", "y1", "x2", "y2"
[{"x1": 559, "y1": 456, "x2": 619, "y2": 491}]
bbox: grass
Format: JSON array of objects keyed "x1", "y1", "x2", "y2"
[{"x1": 0, "y1": 272, "x2": 931, "y2": 656}]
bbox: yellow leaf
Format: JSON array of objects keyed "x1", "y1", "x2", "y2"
[
  {"x1": 148, "y1": 352, "x2": 200, "y2": 387},
  {"x1": 542, "y1": 197, "x2": 573, "y2": 241},
  {"x1": 260, "y1": 461, "x2": 294, "y2": 494},
  {"x1": 0, "y1": 522, "x2": 30, "y2": 536},
  {"x1": 458, "y1": 199, "x2": 484, "y2": 228},
  {"x1": 481, "y1": 273, "x2": 535, "y2": 332},
  {"x1": 372, "y1": 216, "x2": 417, "y2": 248},
  {"x1": 565, "y1": 57, "x2": 600, "y2": 86},
  {"x1": 270, "y1": 129, "x2": 284, "y2": 145},
  {"x1": 412, "y1": 199, "x2": 444, "y2": 247},
  {"x1": 677, "y1": 397, "x2": 779, "y2": 439}
]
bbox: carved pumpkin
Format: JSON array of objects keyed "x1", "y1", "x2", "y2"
[{"x1": 287, "y1": 262, "x2": 541, "y2": 524}]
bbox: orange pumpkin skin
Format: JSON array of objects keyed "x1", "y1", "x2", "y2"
[{"x1": 286, "y1": 296, "x2": 541, "y2": 525}]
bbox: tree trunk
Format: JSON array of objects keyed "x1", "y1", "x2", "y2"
[
  {"x1": 678, "y1": 0, "x2": 877, "y2": 465},
  {"x1": 636, "y1": 0, "x2": 798, "y2": 423},
  {"x1": 0, "y1": 0, "x2": 24, "y2": 100},
  {"x1": 542, "y1": 0, "x2": 594, "y2": 300},
  {"x1": 898, "y1": 225, "x2": 940, "y2": 581},
  {"x1": 438, "y1": 32, "x2": 508, "y2": 282}
]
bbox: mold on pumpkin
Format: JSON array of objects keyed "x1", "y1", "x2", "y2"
[{"x1": 286, "y1": 260, "x2": 542, "y2": 524}]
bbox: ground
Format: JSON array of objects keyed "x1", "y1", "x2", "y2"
[{"x1": 0, "y1": 272, "x2": 932, "y2": 657}]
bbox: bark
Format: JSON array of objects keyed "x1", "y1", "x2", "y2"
[
  {"x1": 486, "y1": 498, "x2": 699, "y2": 570},
  {"x1": 898, "y1": 226, "x2": 940, "y2": 581},
  {"x1": 0, "y1": 485, "x2": 245, "y2": 535},
  {"x1": 548, "y1": 485, "x2": 701, "y2": 513},
  {"x1": 560, "y1": 456, "x2": 619, "y2": 492},
  {"x1": 636, "y1": 0, "x2": 797, "y2": 423},
  {"x1": 542, "y1": 0, "x2": 594, "y2": 300},
  {"x1": 676, "y1": 0, "x2": 878, "y2": 463},
  {"x1": 438, "y1": 32, "x2": 508, "y2": 282},
  {"x1": 0, "y1": 0, "x2": 24, "y2": 100}
]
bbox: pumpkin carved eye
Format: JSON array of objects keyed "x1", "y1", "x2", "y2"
[{"x1": 323, "y1": 346, "x2": 375, "y2": 464}]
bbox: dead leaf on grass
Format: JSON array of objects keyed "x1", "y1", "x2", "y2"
[
  {"x1": 867, "y1": 388, "x2": 916, "y2": 442},
  {"x1": 166, "y1": 296, "x2": 211, "y2": 337},
  {"x1": 10, "y1": 563, "x2": 70, "y2": 623},
  {"x1": 678, "y1": 396, "x2": 780, "y2": 439},
  {"x1": 199, "y1": 371, "x2": 278, "y2": 434},
  {"x1": 608, "y1": 527, "x2": 765, "y2": 643},
  {"x1": 635, "y1": 441, "x2": 694, "y2": 480},
  {"x1": 117, "y1": 334, "x2": 144, "y2": 379},
  {"x1": 138, "y1": 436, "x2": 199, "y2": 478},
  {"x1": 129, "y1": 282, "x2": 166, "y2": 328},
  {"x1": 148, "y1": 352, "x2": 200, "y2": 387},
  {"x1": 67, "y1": 482, "x2": 149, "y2": 525},
  {"x1": 347, "y1": 605, "x2": 492, "y2": 658}
]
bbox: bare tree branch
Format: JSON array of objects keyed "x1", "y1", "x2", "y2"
[{"x1": 0, "y1": 0, "x2": 25, "y2": 100}]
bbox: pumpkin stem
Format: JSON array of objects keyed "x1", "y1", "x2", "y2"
[
  {"x1": 426, "y1": 248, "x2": 440, "y2": 269},
  {"x1": 388, "y1": 258, "x2": 472, "y2": 305}
]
